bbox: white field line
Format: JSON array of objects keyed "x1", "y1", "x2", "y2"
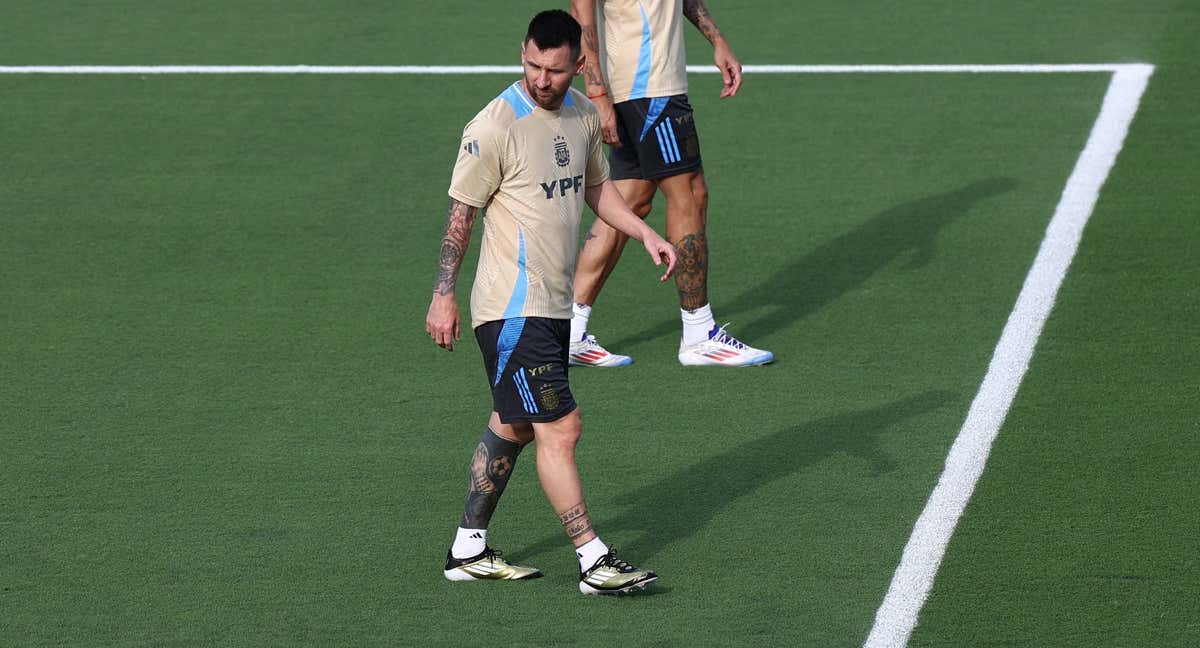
[
  {"x1": 0, "y1": 60, "x2": 1156, "y2": 646},
  {"x1": 862, "y1": 63, "x2": 1154, "y2": 647},
  {"x1": 0, "y1": 63, "x2": 1148, "y2": 74}
]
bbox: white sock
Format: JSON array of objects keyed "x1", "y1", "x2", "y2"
[
  {"x1": 451, "y1": 527, "x2": 487, "y2": 559},
  {"x1": 570, "y1": 303, "x2": 592, "y2": 343},
  {"x1": 681, "y1": 304, "x2": 716, "y2": 346},
  {"x1": 576, "y1": 536, "x2": 609, "y2": 571}
]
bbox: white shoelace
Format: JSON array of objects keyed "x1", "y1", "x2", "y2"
[{"x1": 710, "y1": 323, "x2": 748, "y2": 350}]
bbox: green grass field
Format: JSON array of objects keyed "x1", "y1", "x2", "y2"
[{"x1": 3, "y1": 2, "x2": 1198, "y2": 646}]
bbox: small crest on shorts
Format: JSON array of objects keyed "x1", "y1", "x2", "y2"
[
  {"x1": 553, "y1": 135, "x2": 570, "y2": 167},
  {"x1": 538, "y1": 383, "x2": 561, "y2": 411}
]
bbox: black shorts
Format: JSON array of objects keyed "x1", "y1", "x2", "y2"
[
  {"x1": 609, "y1": 94, "x2": 703, "y2": 181},
  {"x1": 474, "y1": 317, "x2": 577, "y2": 424}
]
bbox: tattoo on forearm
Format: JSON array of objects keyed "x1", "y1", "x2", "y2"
[
  {"x1": 581, "y1": 25, "x2": 598, "y2": 54},
  {"x1": 672, "y1": 232, "x2": 709, "y2": 310},
  {"x1": 434, "y1": 198, "x2": 478, "y2": 296},
  {"x1": 683, "y1": 0, "x2": 723, "y2": 44},
  {"x1": 460, "y1": 427, "x2": 523, "y2": 529},
  {"x1": 580, "y1": 25, "x2": 605, "y2": 88},
  {"x1": 558, "y1": 502, "x2": 594, "y2": 540}
]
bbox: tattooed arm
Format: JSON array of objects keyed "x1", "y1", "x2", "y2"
[
  {"x1": 426, "y1": 198, "x2": 478, "y2": 351},
  {"x1": 570, "y1": 0, "x2": 621, "y2": 146},
  {"x1": 682, "y1": 0, "x2": 743, "y2": 98}
]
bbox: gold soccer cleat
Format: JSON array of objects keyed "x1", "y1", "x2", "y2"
[{"x1": 444, "y1": 547, "x2": 543, "y2": 581}]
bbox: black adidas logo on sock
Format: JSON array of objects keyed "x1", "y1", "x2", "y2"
[{"x1": 470, "y1": 532, "x2": 483, "y2": 540}]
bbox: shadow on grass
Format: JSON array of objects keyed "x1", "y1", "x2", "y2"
[
  {"x1": 605, "y1": 177, "x2": 1019, "y2": 350},
  {"x1": 516, "y1": 390, "x2": 954, "y2": 564}
]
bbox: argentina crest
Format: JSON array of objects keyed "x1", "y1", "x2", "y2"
[
  {"x1": 538, "y1": 383, "x2": 560, "y2": 411},
  {"x1": 553, "y1": 135, "x2": 570, "y2": 167}
]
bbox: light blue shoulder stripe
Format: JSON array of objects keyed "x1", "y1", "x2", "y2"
[
  {"x1": 629, "y1": 4, "x2": 652, "y2": 100},
  {"x1": 499, "y1": 82, "x2": 535, "y2": 119}
]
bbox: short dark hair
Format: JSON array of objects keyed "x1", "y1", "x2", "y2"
[{"x1": 524, "y1": 9, "x2": 582, "y2": 60}]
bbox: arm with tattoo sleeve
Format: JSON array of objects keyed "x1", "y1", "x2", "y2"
[
  {"x1": 426, "y1": 198, "x2": 478, "y2": 351},
  {"x1": 682, "y1": 0, "x2": 743, "y2": 98},
  {"x1": 570, "y1": 0, "x2": 622, "y2": 145}
]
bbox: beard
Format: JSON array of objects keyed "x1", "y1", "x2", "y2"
[{"x1": 525, "y1": 78, "x2": 567, "y2": 110}]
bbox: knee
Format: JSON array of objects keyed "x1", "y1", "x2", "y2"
[
  {"x1": 632, "y1": 197, "x2": 654, "y2": 219},
  {"x1": 540, "y1": 432, "x2": 579, "y2": 462},
  {"x1": 537, "y1": 410, "x2": 583, "y2": 455},
  {"x1": 556, "y1": 411, "x2": 583, "y2": 449},
  {"x1": 491, "y1": 414, "x2": 535, "y2": 446},
  {"x1": 691, "y1": 177, "x2": 709, "y2": 223},
  {"x1": 693, "y1": 181, "x2": 709, "y2": 214},
  {"x1": 511, "y1": 425, "x2": 535, "y2": 446}
]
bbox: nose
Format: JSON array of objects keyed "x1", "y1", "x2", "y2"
[{"x1": 537, "y1": 70, "x2": 551, "y2": 88}]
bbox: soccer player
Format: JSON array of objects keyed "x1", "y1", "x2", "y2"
[
  {"x1": 425, "y1": 10, "x2": 675, "y2": 595},
  {"x1": 565, "y1": 0, "x2": 774, "y2": 368}
]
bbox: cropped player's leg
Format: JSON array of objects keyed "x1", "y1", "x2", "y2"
[
  {"x1": 444, "y1": 414, "x2": 543, "y2": 581},
  {"x1": 658, "y1": 170, "x2": 708, "y2": 312},
  {"x1": 447, "y1": 318, "x2": 559, "y2": 582},
  {"x1": 660, "y1": 168, "x2": 774, "y2": 367},
  {"x1": 569, "y1": 95, "x2": 657, "y2": 368},
  {"x1": 531, "y1": 408, "x2": 657, "y2": 595},
  {"x1": 569, "y1": 178, "x2": 656, "y2": 368},
  {"x1": 531, "y1": 409, "x2": 593, "y2": 547}
]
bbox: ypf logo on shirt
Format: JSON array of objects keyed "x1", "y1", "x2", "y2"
[{"x1": 553, "y1": 136, "x2": 570, "y2": 167}]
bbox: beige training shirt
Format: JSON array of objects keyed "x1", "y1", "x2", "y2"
[
  {"x1": 448, "y1": 82, "x2": 610, "y2": 329},
  {"x1": 596, "y1": 0, "x2": 688, "y2": 103}
]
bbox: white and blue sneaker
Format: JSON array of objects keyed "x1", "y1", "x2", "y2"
[
  {"x1": 569, "y1": 334, "x2": 633, "y2": 367},
  {"x1": 678, "y1": 324, "x2": 773, "y2": 367}
]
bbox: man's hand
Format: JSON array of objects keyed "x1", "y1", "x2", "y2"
[
  {"x1": 426, "y1": 293, "x2": 461, "y2": 351},
  {"x1": 713, "y1": 41, "x2": 743, "y2": 99},
  {"x1": 594, "y1": 94, "x2": 621, "y2": 147},
  {"x1": 643, "y1": 233, "x2": 677, "y2": 282},
  {"x1": 585, "y1": 180, "x2": 674, "y2": 280}
]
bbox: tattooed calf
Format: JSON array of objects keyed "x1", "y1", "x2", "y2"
[
  {"x1": 460, "y1": 427, "x2": 523, "y2": 529},
  {"x1": 672, "y1": 232, "x2": 709, "y2": 310}
]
